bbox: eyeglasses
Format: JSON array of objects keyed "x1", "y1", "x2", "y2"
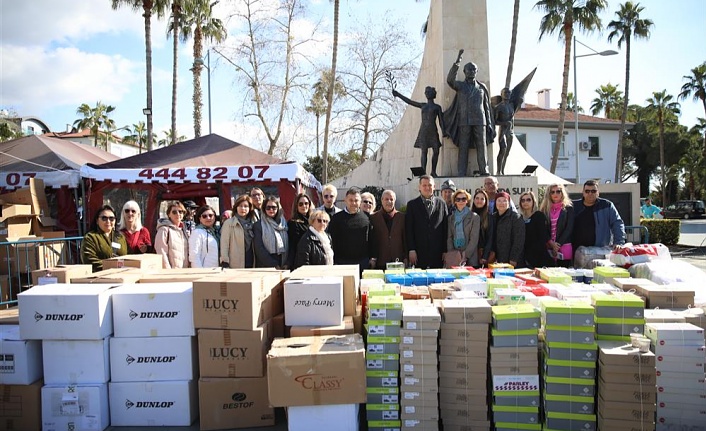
[
  {"x1": 362, "y1": 200, "x2": 373, "y2": 205},
  {"x1": 584, "y1": 189, "x2": 598, "y2": 194},
  {"x1": 200, "y1": 213, "x2": 215, "y2": 219},
  {"x1": 316, "y1": 218, "x2": 329, "y2": 224},
  {"x1": 520, "y1": 198, "x2": 533, "y2": 203},
  {"x1": 265, "y1": 206, "x2": 278, "y2": 211},
  {"x1": 550, "y1": 190, "x2": 562, "y2": 195},
  {"x1": 100, "y1": 216, "x2": 116, "y2": 222},
  {"x1": 455, "y1": 197, "x2": 468, "y2": 202},
  {"x1": 124, "y1": 209, "x2": 137, "y2": 214},
  {"x1": 298, "y1": 201, "x2": 310, "y2": 207},
  {"x1": 323, "y1": 194, "x2": 335, "y2": 199},
  {"x1": 170, "y1": 210, "x2": 185, "y2": 215}
]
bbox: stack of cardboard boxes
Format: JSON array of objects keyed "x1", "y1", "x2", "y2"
[
  {"x1": 592, "y1": 291, "x2": 645, "y2": 342},
  {"x1": 0, "y1": 324, "x2": 43, "y2": 430},
  {"x1": 399, "y1": 302, "x2": 440, "y2": 430},
  {"x1": 108, "y1": 282, "x2": 198, "y2": 427},
  {"x1": 437, "y1": 298, "x2": 492, "y2": 431},
  {"x1": 490, "y1": 304, "x2": 540, "y2": 431},
  {"x1": 597, "y1": 341, "x2": 656, "y2": 430},
  {"x1": 645, "y1": 323, "x2": 706, "y2": 428},
  {"x1": 542, "y1": 301, "x2": 597, "y2": 431}
]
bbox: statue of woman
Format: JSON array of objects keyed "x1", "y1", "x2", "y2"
[{"x1": 393, "y1": 86, "x2": 447, "y2": 177}]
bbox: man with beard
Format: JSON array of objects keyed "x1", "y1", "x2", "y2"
[{"x1": 370, "y1": 190, "x2": 406, "y2": 269}]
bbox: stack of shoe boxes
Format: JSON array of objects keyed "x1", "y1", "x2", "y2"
[
  {"x1": 437, "y1": 298, "x2": 492, "y2": 431},
  {"x1": 490, "y1": 304, "x2": 540, "y2": 431},
  {"x1": 542, "y1": 301, "x2": 597, "y2": 431},
  {"x1": 592, "y1": 291, "x2": 645, "y2": 343},
  {"x1": 399, "y1": 302, "x2": 440, "y2": 430}
]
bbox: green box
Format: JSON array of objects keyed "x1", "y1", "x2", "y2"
[
  {"x1": 594, "y1": 317, "x2": 644, "y2": 336},
  {"x1": 592, "y1": 266, "x2": 629, "y2": 283},
  {"x1": 491, "y1": 328, "x2": 539, "y2": 347},
  {"x1": 365, "y1": 403, "x2": 399, "y2": 421},
  {"x1": 543, "y1": 394, "x2": 595, "y2": 415},
  {"x1": 544, "y1": 342, "x2": 597, "y2": 362},
  {"x1": 366, "y1": 353, "x2": 399, "y2": 371},
  {"x1": 492, "y1": 304, "x2": 541, "y2": 331},
  {"x1": 367, "y1": 284, "x2": 399, "y2": 297},
  {"x1": 491, "y1": 405, "x2": 539, "y2": 425},
  {"x1": 366, "y1": 320, "x2": 401, "y2": 337},
  {"x1": 366, "y1": 386, "x2": 399, "y2": 404},
  {"x1": 363, "y1": 269, "x2": 386, "y2": 279},
  {"x1": 543, "y1": 376, "x2": 595, "y2": 397},
  {"x1": 544, "y1": 411, "x2": 596, "y2": 431},
  {"x1": 541, "y1": 302, "x2": 595, "y2": 327},
  {"x1": 493, "y1": 394, "x2": 540, "y2": 407},
  {"x1": 591, "y1": 292, "x2": 644, "y2": 319},
  {"x1": 495, "y1": 424, "x2": 541, "y2": 431},
  {"x1": 543, "y1": 359, "x2": 596, "y2": 379},
  {"x1": 544, "y1": 325, "x2": 595, "y2": 345}
]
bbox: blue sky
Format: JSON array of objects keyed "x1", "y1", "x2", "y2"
[{"x1": 1, "y1": 0, "x2": 704, "y2": 158}]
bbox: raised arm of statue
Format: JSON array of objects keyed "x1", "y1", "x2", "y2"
[{"x1": 392, "y1": 90, "x2": 424, "y2": 109}]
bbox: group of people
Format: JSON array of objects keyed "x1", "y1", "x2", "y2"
[{"x1": 80, "y1": 176, "x2": 626, "y2": 273}]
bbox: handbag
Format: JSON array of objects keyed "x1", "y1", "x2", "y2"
[
  {"x1": 444, "y1": 250, "x2": 466, "y2": 268},
  {"x1": 558, "y1": 243, "x2": 573, "y2": 260}
]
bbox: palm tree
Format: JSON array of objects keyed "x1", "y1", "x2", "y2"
[
  {"x1": 73, "y1": 102, "x2": 117, "y2": 149},
  {"x1": 306, "y1": 69, "x2": 347, "y2": 157},
  {"x1": 535, "y1": 0, "x2": 607, "y2": 174},
  {"x1": 182, "y1": 0, "x2": 227, "y2": 138},
  {"x1": 132, "y1": 121, "x2": 147, "y2": 153},
  {"x1": 505, "y1": 0, "x2": 521, "y2": 88},
  {"x1": 590, "y1": 83, "x2": 624, "y2": 119},
  {"x1": 646, "y1": 90, "x2": 680, "y2": 206},
  {"x1": 678, "y1": 62, "x2": 706, "y2": 118},
  {"x1": 607, "y1": 1, "x2": 654, "y2": 183},
  {"x1": 166, "y1": 0, "x2": 183, "y2": 146},
  {"x1": 562, "y1": 92, "x2": 584, "y2": 113},
  {"x1": 110, "y1": 0, "x2": 170, "y2": 151},
  {"x1": 322, "y1": 0, "x2": 341, "y2": 184}
]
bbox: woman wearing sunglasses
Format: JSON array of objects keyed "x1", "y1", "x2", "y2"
[
  {"x1": 118, "y1": 200, "x2": 152, "y2": 254},
  {"x1": 154, "y1": 201, "x2": 189, "y2": 269},
  {"x1": 220, "y1": 195, "x2": 256, "y2": 269},
  {"x1": 539, "y1": 183, "x2": 574, "y2": 267},
  {"x1": 286, "y1": 193, "x2": 313, "y2": 269},
  {"x1": 81, "y1": 204, "x2": 128, "y2": 272},
  {"x1": 253, "y1": 196, "x2": 289, "y2": 269},
  {"x1": 294, "y1": 210, "x2": 334, "y2": 268},
  {"x1": 445, "y1": 189, "x2": 480, "y2": 267},
  {"x1": 189, "y1": 205, "x2": 220, "y2": 268}
]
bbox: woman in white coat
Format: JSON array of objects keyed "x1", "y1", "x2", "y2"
[{"x1": 189, "y1": 205, "x2": 220, "y2": 268}]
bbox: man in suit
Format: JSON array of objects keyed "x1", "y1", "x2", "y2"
[
  {"x1": 370, "y1": 190, "x2": 406, "y2": 269},
  {"x1": 405, "y1": 175, "x2": 448, "y2": 269}
]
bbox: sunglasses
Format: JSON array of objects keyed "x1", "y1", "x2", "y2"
[
  {"x1": 100, "y1": 216, "x2": 116, "y2": 222},
  {"x1": 265, "y1": 206, "x2": 278, "y2": 211},
  {"x1": 455, "y1": 197, "x2": 468, "y2": 202},
  {"x1": 316, "y1": 218, "x2": 329, "y2": 224},
  {"x1": 584, "y1": 189, "x2": 598, "y2": 194},
  {"x1": 124, "y1": 209, "x2": 137, "y2": 214},
  {"x1": 298, "y1": 201, "x2": 310, "y2": 207},
  {"x1": 362, "y1": 200, "x2": 373, "y2": 205},
  {"x1": 200, "y1": 213, "x2": 215, "y2": 219},
  {"x1": 550, "y1": 190, "x2": 562, "y2": 195},
  {"x1": 171, "y1": 210, "x2": 185, "y2": 215},
  {"x1": 520, "y1": 198, "x2": 533, "y2": 203}
]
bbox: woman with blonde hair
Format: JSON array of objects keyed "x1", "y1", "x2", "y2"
[
  {"x1": 294, "y1": 210, "x2": 334, "y2": 268},
  {"x1": 539, "y1": 183, "x2": 574, "y2": 267},
  {"x1": 519, "y1": 191, "x2": 552, "y2": 268},
  {"x1": 220, "y1": 195, "x2": 256, "y2": 268},
  {"x1": 118, "y1": 200, "x2": 152, "y2": 254},
  {"x1": 446, "y1": 189, "x2": 480, "y2": 267},
  {"x1": 154, "y1": 201, "x2": 189, "y2": 268}
]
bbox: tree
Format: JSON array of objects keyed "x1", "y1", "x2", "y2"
[
  {"x1": 679, "y1": 62, "x2": 706, "y2": 117},
  {"x1": 646, "y1": 90, "x2": 680, "y2": 206},
  {"x1": 590, "y1": 83, "x2": 624, "y2": 119},
  {"x1": 132, "y1": 121, "x2": 147, "y2": 153},
  {"x1": 306, "y1": 69, "x2": 346, "y2": 157},
  {"x1": 182, "y1": 0, "x2": 227, "y2": 138},
  {"x1": 111, "y1": 0, "x2": 170, "y2": 151},
  {"x1": 322, "y1": 0, "x2": 342, "y2": 184},
  {"x1": 505, "y1": 0, "x2": 521, "y2": 88},
  {"x1": 607, "y1": 1, "x2": 654, "y2": 183},
  {"x1": 166, "y1": 0, "x2": 184, "y2": 146},
  {"x1": 303, "y1": 150, "x2": 362, "y2": 183},
  {"x1": 535, "y1": 0, "x2": 607, "y2": 174},
  {"x1": 158, "y1": 129, "x2": 187, "y2": 147},
  {"x1": 560, "y1": 92, "x2": 584, "y2": 113},
  {"x1": 73, "y1": 102, "x2": 116, "y2": 149}
]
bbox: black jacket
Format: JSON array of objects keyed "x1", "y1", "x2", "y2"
[
  {"x1": 524, "y1": 211, "x2": 552, "y2": 268},
  {"x1": 405, "y1": 195, "x2": 448, "y2": 269},
  {"x1": 294, "y1": 229, "x2": 330, "y2": 268},
  {"x1": 492, "y1": 209, "x2": 525, "y2": 266},
  {"x1": 287, "y1": 214, "x2": 309, "y2": 268}
]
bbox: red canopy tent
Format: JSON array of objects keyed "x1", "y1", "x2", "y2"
[{"x1": 80, "y1": 134, "x2": 321, "y2": 235}]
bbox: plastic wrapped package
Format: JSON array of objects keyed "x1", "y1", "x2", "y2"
[
  {"x1": 573, "y1": 246, "x2": 612, "y2": 269},
  {"x1": 609, "y1": 243, "x2": 671, "y2": 267}
]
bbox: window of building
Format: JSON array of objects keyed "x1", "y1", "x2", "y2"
[
  {"x1": 550, "y1": 132, "x2": 567, "y2": 158},
  {"x1": 588, "y1": 136, "x2": 600, "y2": 158}
]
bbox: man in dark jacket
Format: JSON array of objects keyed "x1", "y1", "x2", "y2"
[
  {"x1": 405, "y1": 175, "x2": 448, "y2": 269},
  {"x1": 572, "y1": 180, "x2": 626, "y2": 249},
  {"x1": 370, "y1": 190, "x2": 406, "y2": 269},
  {"x1": 329, "y1": 187, "x2": 375, "y2": 271}
]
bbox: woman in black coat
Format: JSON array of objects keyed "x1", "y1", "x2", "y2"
[
  {"x1": 294, "y1": 210, "x2": 334, "y2": 268},
  {"x1": 519, "y1": 191, "x2": 553, "y2": 268},
  {"x1": 287, "y1": 193, "x2": 313, "y2": 268},
  {"x1": 490, "y1": 191, "x2": 525, "y2": 267}
]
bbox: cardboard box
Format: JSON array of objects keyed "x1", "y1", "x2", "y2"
[
  {"x1": 0, "y1": 379, "x2": 42, "y2": 430},
  {"x1": 284, "y1": 277, "x2": 344, "y2": 326},
  {"x1": 42, "y1": 383, "x2": 109, "y2": 431},
  {"x1": 102, "y1": 254, "x2": 163, "y2": 270},
  {"x1": 288, "y1": 403, "x2": 359, "y2": 431},
  {"x1": 544, "y1": 411, "x2": 596, "y2": 431},
  {"x1": 541, "y1": 301, "x2": 595, "y2": 327},
  {"x1": 493, "y1": 394, "x2": 540, "y2": 407},
  {"x1": 109, "y1": 380, "x2": 198, "y2": 426},
  {"x1": 366, "y1": 386, "x2": 398, "y2": 404},
  {"x1": 0, "y1": 325, "x2": 42, "y2": 385},
  {"x1": 290, "y1": 315, "x2": 354, "y2": 337},
  {"x1": 290, "y1": 265, "x2": 358, "y2": 316},
  {"x1": 439, "y1": 388, "x2": 487, "y2": 405},
  {"x1": 271, "y1": 312, "x2": 286, "y2": 339},
  {"x1": 198, "y1": 324, "x2": 270, "y2": 378},
  {"x1": 18, "y1": 283, "x2": 114, "y2": 340},
  {"x1": 71, "y1": 267, "x2": 144, "y2": 284},
  {"x1": 597, "y1": 396, "x2": 655, "y2": 422},
  {"x1": 544, "y1": 376, "x2": 595, "y2": 397},
  {"x1": 31, "y1": 264, "x2": 93, "y2": 286},
  {"x1": 367, "y1": 295, "x2": 403, "y2": 321},
  {"x1": 367, "y1": 320, "x2": 402, "y2": 337},
  {"x1": 42, "y1": 338, "x2": 110, "y2": 384},
  {"x1": 110, "y1": 336, "x2": 197, "y2": 382},
  {"x1": 402, "y1": 305, "x2": 441, "y2": 330},
  {"x1": 490, "y1": 329, "x2": 538, "y2": 347},
  {"x1": 267, "y1": 334, "x2": 365, "y2": 407},
  {"x1": 198, "y1": 376, "x2": 275, "y2": 430},
  {"x1": 0, "y1": 204, "x2": 32, "y2": 220},
  {"x1": 192, "y1": 274, "x2": 274, "y2": 330},
  {"x1": 491, "y1": 304, "x2": 540, "y2": 331},
  {"x1": 438, "y1": 299, "x2": 492, "y2": 324},
  {"x1": 366, "y1": 403, "x2": 399, "y2": 421},
  {"x1": 438, "y1": 370, "x2": 487, "y2": 389},
  {"x1": 597, "y1": 416, "x2": 655, "y2": 431},
  {"x1": 598, "y1": 380, "x2": 655, "y2": 403},
  {"x1": 0, "y1": 217, "x2": 34, "y2": 244},
  {"x1": 490, "y1": 346, "x2": 538, "y2": 362},
  {"x1": 645, "y1": 322, "x2": 705, "y2": 345},
  {"x1": 0, "y1": 305, "x2": 19, "y2": 325},
  {"x1": 111, "y1": 282, "x2": 194, "y2": 337}
]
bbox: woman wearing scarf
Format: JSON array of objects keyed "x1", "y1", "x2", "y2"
[
  {"x1": 539, "y1": 183, "x2": 574, "y2": 267},
  {"x1": 220, "y1": 195, "x2": 256, "y2": 268},
  {"x1": 446, "y1": 189, "x2": 480, "y2": 267},
  {"x1": 519, "y1": 191, "x2": 553, "y2": 268},
  {"x1": 154, "y1": 201, "x2": 189, "y2": 269},
  {"x1": 189, "y1": 205, "x2": 220, "y2": 268},
  {"x1": 253, "y1": 196, "x2": 288, "y2": 269},
  {"x1": 118, "y1": 200, "x2": 152, "y2": 254},
  {"x1": 294, "y1": 210, "x2": 334, "y2": 268},
  {"x1": 81, "y1": 204, "x2": 128, "y2": 272},
  {"x1": 287, "y1": 193, "x2": 313, "y2": 269},
  {"x1": 490, "y1": 191, "x2": 525, "y2": 268}
]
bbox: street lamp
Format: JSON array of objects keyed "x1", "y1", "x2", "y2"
[
  {"x1": 194, "y1": 50, "x2": 212, "y2": 135},
  {"x1": 573, "y1": 37, "x2": 618, "y2": 184}
]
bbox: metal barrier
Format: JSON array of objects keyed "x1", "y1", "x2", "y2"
[
  {"x1": 0, "y1": 236, "x2": 83, "y2": 307},
  {"x1": 625, "y1": 225, "x2": 649, "y2": 244}
]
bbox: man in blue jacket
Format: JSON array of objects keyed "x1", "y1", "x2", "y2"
[{"x1": 572, "y1": 180, "x2": 625, "y2": 249}]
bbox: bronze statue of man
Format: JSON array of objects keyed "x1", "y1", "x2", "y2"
[
  {"x1": 393, "y1": 86, "x2": 447, "y2": 177},
  {"x1": 493, "y1": 87, "x2": 515, "y2": 175},
  {"x1": 443, "y1": 49, "x2": 495, "y2": 177}
]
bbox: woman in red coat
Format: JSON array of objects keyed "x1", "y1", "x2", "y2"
[{"x1": 118, "y1": 200, "x2": 152, "y2": 254}]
